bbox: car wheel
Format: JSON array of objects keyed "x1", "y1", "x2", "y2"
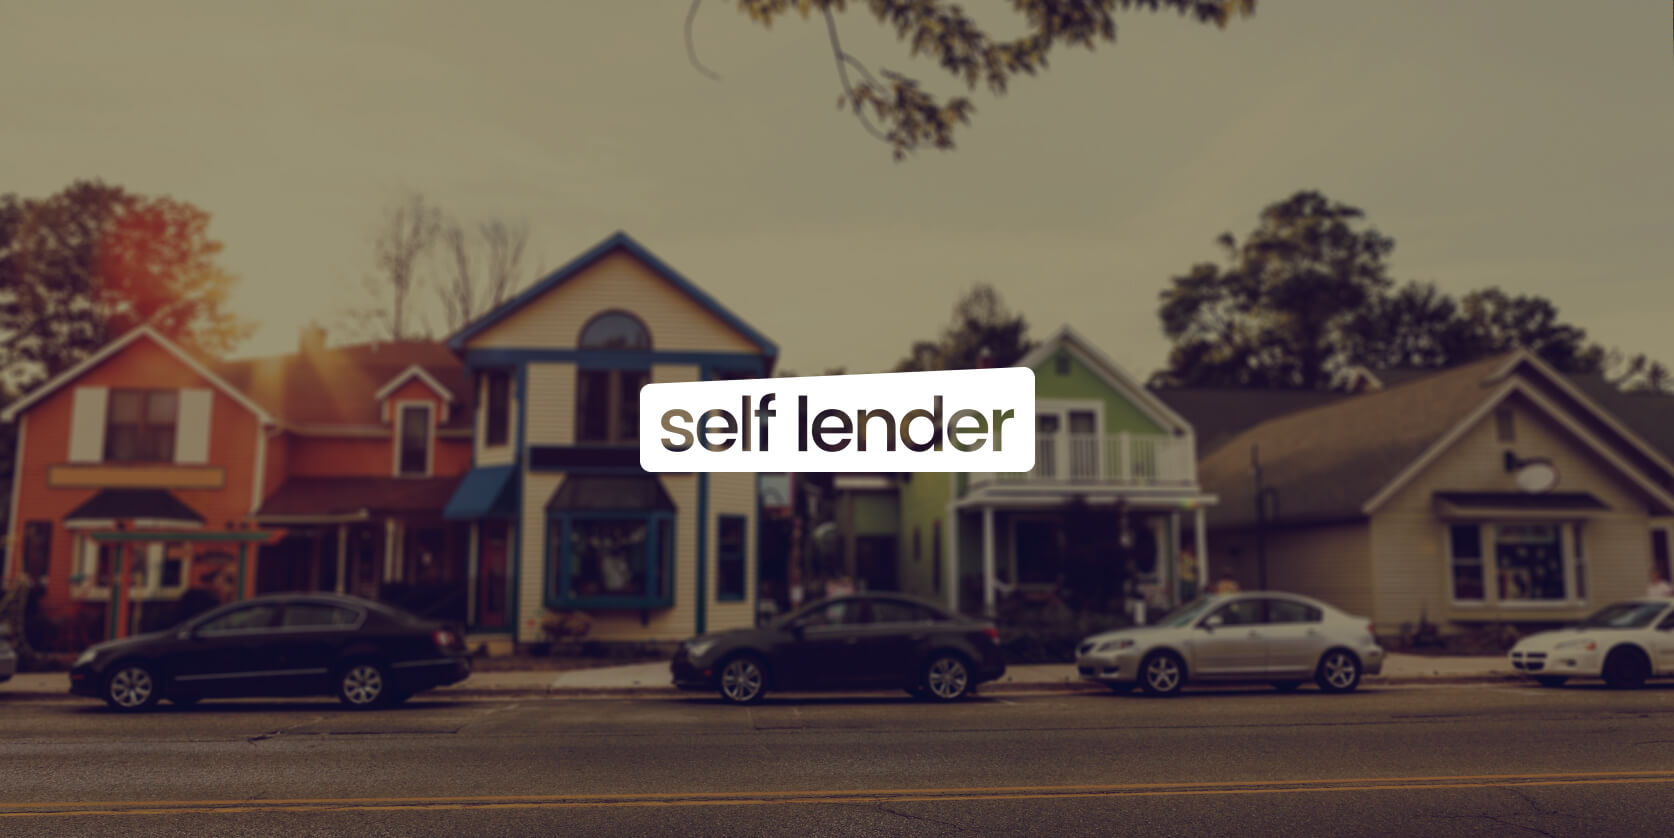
[
  {"x1": 337, "y1": 661, "x2": 391, "y2": 709},
  {"x1": 103, "y1": 662, "x2": 160, "y2": 712},
  {"x1": 1535, "y1": 676, "x2": 1568, "y2": 688},
  {"x1": 1315, "y1": 649, "x2": 1362, "y2": 694},
  {"x1": 1603, "y1": 647, "x2": 1649, "y2": 690},
  {"x1": 1139, "y1": 651, "x2": 1185, "y2": 697},
  {"x1": 718, "y1": 654, "x2": 768, "y2": 705},
  {"x1": 169, "y1": 695, "x2": 203, "y2": 708},
  {"x1": 1271, "y1": 681, "x2": 1303, "y2": 693},
  {"x1": 922, "y1": 654, "x2": 971, "y2": 701}
]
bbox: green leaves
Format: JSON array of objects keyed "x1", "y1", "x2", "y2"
[{"x1": 718, "y1": 0, "x2": 1257, "y2": 159}]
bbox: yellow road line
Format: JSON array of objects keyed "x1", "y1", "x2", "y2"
[{"x1": 5, "y1": 771, "x2": 1674, "y2": 818}]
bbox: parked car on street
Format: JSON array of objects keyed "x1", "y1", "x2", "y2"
[
  {"x1": 1075, "y1": 592, "x2": 1384, "y2": 696},
  {"x1": 69, "y1": 593, "x2": 471, "y2": 712},
  {"x1": 672, "y1": 593, "x2": 1007, "y2": 705},
  {"x1": 0, "y1": 622, "x2": 18, "y2": 683},
  {"x1": 1509, "y1": 598, "x2": 1674, "y2": 689}
]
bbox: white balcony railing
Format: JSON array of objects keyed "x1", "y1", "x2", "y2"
[{"x1": 970, "y1": 433, "x2": 1196, "y2": 488}]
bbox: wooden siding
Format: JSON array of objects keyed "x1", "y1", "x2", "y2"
[
  {"x1": 523, "y1": 363, "x2": 576, "y2": 447},
  {"x1": 463, "y1": 250, "x2": 760, "y2": 353},
  {"x1": 1371, "y1": 392, "x2": 1659, "y2": 630}
]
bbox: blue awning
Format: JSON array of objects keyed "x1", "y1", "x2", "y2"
[{"x1": 443, "y1": 465, "x2": 519, "y2": 521}]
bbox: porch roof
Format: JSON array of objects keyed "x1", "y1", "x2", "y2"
[
  {"x1": 547, "y1": 475, "x2": 675, "y2": 512},
  {"x1": 65, "y1": 489, "x2": 205, "y2": 529},
  {"x1": 444, "y1": 465, "x2": 520, "y2": 520},
  {"x1": 255, "y1": 476, "x2": 462, "y2": 522}
]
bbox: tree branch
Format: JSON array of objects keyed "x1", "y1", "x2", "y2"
[
  {"x1": 686, "y1": 0, "x2": 723, "y2": 81},
  {"x1": 822, "y1": 7, "x2": 892, "y2": 145}
]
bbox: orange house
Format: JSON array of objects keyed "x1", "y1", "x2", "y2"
[{"x1": 1, "y1": 325, "x2": 473, "y2": 650}]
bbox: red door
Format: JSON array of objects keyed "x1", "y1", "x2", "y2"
[{"x1": 477, "y1": 521, "x2": 509, "y2": 630}]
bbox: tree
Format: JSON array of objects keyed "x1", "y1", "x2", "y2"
[
  {"x1": 1153, "y1": 190, "x2": 1395, "y2": 390},
  {"x1": 0, "y1": 180, "x2": 253, "y2": 390},
  {"x1": 1150, "y1": 189, "x2": 1644, "y2": 391},
  {"x1": 690, "y1": 0, "x2": 1257, "y2": 160},
  {"x1": 341, "y1": 194, "x2": 534, "y2": 342},
  {"x1": 894, "y1": 283, "x2": 1036, "y2": 372},
  {"x1": 435, "y1": 218, "x2": 530, "y2": 333}
]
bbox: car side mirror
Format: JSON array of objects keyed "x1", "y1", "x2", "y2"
[{"x1": 1202, "y1": 616, "x2": 1223, "y2": 631}]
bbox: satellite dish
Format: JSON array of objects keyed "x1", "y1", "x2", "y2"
[{"x1": 1515, "y1": 461, "x2": 1559, "y2": 494}]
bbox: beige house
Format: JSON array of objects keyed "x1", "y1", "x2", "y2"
[
  {"x1": 442, "y1": 231, "x2": 777, "y2": 646},
  {"x1": 1188, "y1": 350, "x2": 1674, "y2": 639}
]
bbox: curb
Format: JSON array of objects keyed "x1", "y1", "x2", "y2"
[{"x1": 2, "y1": 675, "x2": 1529, "y2": 703}]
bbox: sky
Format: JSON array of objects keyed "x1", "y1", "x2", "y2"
[{"x1": 3, "y1": 1, "x2": 1670, "y2": 379}]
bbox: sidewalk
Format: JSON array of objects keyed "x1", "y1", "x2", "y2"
[{"x1": 0, "y1": 653, "x2": 1522, "y2": 702}]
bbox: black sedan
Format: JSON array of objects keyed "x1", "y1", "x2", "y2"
[
  {"x1": 69, "y1": 593, "x2": 471, "y2": 711},
  {"x1": 671, "y1": 593, "x2": 1006, "y2": 704}
]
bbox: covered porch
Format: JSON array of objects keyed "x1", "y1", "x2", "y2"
[
  {"x1": 253, "y1": 476, "x2": 471, "y2": 624},
  {"x1": 948, "y1": 489, "x2": 1215, "y2": 623}
]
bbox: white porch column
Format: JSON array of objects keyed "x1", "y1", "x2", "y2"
[
  {"x1": 334, "y1": 524, "x2": 348, "y2": 594},
  {"x1": 1194, "y1": 505, "x2": 1209, "y2": 592},
  {"x1": 982, "y1": 505, "x2": 997, "y2": 616},
  {"x1": 1169, "y1": 510, "x2": 1184, "y2": 606}
]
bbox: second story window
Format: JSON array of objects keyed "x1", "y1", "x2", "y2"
[
  {"x1": 106, "y1": 389, "x2": 177, "y2": 463},
  {"x1": 484, "y1": 370, "x2": 511, "y2": 447},
  {"x1": 398, "y1": 404, "x2": 432, "y2": 476},
  {"x1": 577, "y1": 311, "x2": 651, "y2": 446}
]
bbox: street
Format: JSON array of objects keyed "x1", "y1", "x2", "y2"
[{"x1": 4, "y1": 682, "x2": 1674, "y2": 836}]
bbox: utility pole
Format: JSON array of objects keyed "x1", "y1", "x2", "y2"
[{"x1": 1251, "y1": 444, "x2": 1277, "y2": 591}]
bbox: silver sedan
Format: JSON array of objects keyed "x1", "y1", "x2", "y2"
[{"x1": 1075, "y1": 592, "x2": 1385, "y2": 696}]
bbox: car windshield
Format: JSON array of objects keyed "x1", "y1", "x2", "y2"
[
  {"x1": 1576, "y1": 602, "x2": 1668, "y2": 629},
  {"x1": 1157, "y1": 596, "x2": 1221, "y2": 628}
]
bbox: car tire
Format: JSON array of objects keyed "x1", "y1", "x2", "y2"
[
  {"x1": 1315, "y1": 649, "x2": 1362, "y2": 694},
  {"x1": 1535, "y1": 676, "x2": 1568, "y2": 688},
  {"x1": 1602, "y1": 647, "x2": 1649, "y2": 690},
  {"x1": 717, "y1": 654, "x2": 769, "y2": 705},
  {"x1": 1138, "y1": 651, "x2": 1186, "y2": 697},
  {"x1": 922, "y1": 653, "x2": 972, "y2": 702},
  {"x1": 1271, "y1": 681, "x2": 1303, "y2": 693},
  {"x1": 337, "y1": 661, "x2": 391, "y2": 709},
  {"x1": 169, "y1": 695, "x2": 203, "y2": 708},
  {"x1": 103, "y1": 661, "x2": 161, "y2": 712}
]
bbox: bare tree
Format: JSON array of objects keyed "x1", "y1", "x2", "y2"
[
  {"x1": 344, "y1": 193, "x2": 443, "y2": 342},
  {"x1": 435, "y1": 217, "x2": 530, "y2": 332}
]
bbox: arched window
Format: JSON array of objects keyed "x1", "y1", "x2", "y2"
[
  {"x1": 578, "y1": 311, "x2": 651, "y2": 351},
  {"x1": 575, "y1": 312, "x2": 651, "y2": 444}
]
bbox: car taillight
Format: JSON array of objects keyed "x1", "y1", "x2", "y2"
[
  {"x1": 433, "y1": 630, "x2": 456, "y2": 650},
  {"x1": 983, "y1": 626, "x2": 1000, "y2": 643},
  {"x1": 1367, "y1": 623, "x2": 1376, "y2": 638}
]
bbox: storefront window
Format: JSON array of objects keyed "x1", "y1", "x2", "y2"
[
  {"x1": 1495, "y1": 523, "x2": 1565, "y2": 601},
  {"x1": 1449, "y1": 524, "x2": 1484, "y2": 601}
]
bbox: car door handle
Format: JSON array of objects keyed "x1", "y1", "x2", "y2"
[{"x1": 1247, "y1": 632, "x2": 1263, "y2": 638}]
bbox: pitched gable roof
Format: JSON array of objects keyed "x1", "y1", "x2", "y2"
[
  {"x1": 445, "y1": 231, "x2": 779, "y2": 359},
  {"x1": 1153, "y1": 387, "x2": 1355, "y2": 459},
  {"x1": 1198, "y1": 353, "x2": 1514, "y2": 528},
  {"x1": 1018, "y1": 326, "x2": 1194, "y2": 436},
  {"x1": 1200, "y1": 350, "x2": 1674, "y2": 529},
  {"x1": 214, "y1": 341, "x2": 472, "y2": 430},
  {"x1": 374, "y1": 364, "x2": 456, "y2": 404},
  {"x1": 0, "y1": 326, "x2": 275, "y2": 425}
]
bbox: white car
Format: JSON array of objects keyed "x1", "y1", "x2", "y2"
[
  {"x1": 1509, "y1": 598, "x2": 1674, "y2": 689},
  {"x1": 1075, "y1": 592, "x2": 1385, "y2": 696}
]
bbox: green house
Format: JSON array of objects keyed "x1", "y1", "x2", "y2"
[{"x1": 896, "y1": 326, "x2": 1218, "y2": 617}]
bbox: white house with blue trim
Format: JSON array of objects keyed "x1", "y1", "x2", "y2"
[{"x1": 442, "y1": 231, "x2": 777, "y2": 645}]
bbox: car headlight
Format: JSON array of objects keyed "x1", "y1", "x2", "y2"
[
  {"x1": 73, "y1": 649, "x2": 97, "y2": 667},
  {"x1": 686, "y1": 639, "x2": 716, "y2": 659},
  {"x1": 1097, "y1": 638, "x2": 1135, "y2": 652},
  {"x1": 1554, "y1": 638, "x2": 1596, "y2": 652}
]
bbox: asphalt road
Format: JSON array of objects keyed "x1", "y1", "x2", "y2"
[{"x1": 5, "y1": 682, "x2": 1674, "y2": 837}]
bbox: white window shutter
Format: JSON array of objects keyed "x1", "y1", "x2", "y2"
[
  {"x1": 69, "y1": 387, "x2": 109, "y2": 463},
  {"x1": 176, "y1": 388, "x2": 213, "y2": 464}
]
